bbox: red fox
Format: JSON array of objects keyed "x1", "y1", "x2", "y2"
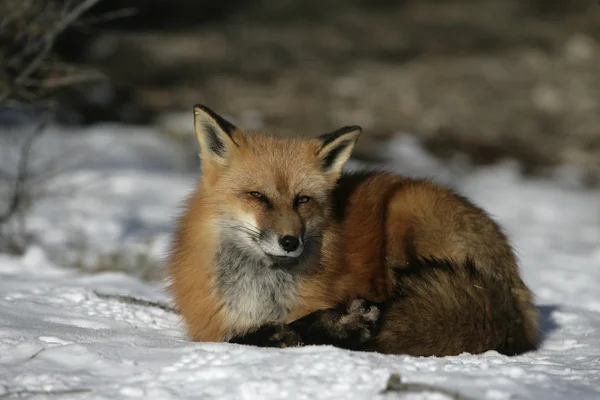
[{"x1": 167, "y1": 104, "x2": 539, "y2": 356}]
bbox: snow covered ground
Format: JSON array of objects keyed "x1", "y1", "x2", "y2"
[{"x1": 1, "y1": 124, "x2": 599, "y2": 399}]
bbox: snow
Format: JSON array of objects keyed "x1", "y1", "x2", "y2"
[{"x1": 1, "y1": 125, "x2": 600, "y2": 399}]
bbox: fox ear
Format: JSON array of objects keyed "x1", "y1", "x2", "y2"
[
  {"x1": 316, "y1": 125, "x2": 362, "y2": 176},
  {"x1": 193, "y1": 104, "x2": 238, "y2": 162}
]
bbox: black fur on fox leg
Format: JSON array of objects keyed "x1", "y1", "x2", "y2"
[
  {"x1": 229, "y1": 298, "x2": 382, "y2": 350},
  {"x1": 229, "y1": 323, "x2": 303, "y2": 348},
  {"x1": 289, "y1": 297, "x2": 382, "y2": 351}
]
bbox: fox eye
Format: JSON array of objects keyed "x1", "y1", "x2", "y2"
[
  {"x1": 249, "y1": 191, "x2": 269, "y2": 203},
  {"x1": 294, "y1": 195, "x2": 311, "y2": 206}
]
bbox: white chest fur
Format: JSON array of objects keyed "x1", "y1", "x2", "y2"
[{"x1": 214, "y1": 243, "x2": 299, "y2": 331}]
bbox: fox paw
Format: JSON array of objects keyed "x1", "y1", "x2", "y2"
[
  {"x1": 230, "y1": 324, "x2": 303, "y2": 348},
  {"x1": 323, "y1": 298, "x2": 380, "y2": 343},
  {"x1": 262, "y1": 324, "x2": 303, "y2": 348}
]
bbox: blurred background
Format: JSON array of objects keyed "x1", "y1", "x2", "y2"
[
  {"x1": 3, "y1": 0, "x2": 600, "y2": 178},
  {"x1": 1, "y1": 0, "x2": 600, "y2": 269}
]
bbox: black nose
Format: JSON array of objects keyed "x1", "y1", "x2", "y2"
[{"x1": 279, "y1": 235, "x2": 300, "y2": 252}]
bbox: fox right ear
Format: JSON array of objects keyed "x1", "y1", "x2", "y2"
[
  {"x1": 316, "y1": 125, "x2": 362, "y2": 176},
  {"x1": 193, "y1": 104, "x2": 238, "y2": 162}
]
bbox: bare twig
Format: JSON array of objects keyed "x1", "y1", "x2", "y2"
[
  {"x1": 51, "y1": 0, "x2": 102, "y2": 39},
  {"x1": 0, "y1": 0, "x2": 102, "y2": 104},
  {"x1": 20, "y1": 70, "x2": 104, "y2": 89},
  {"x1": 0, "y1": 115, "x2": 50, "y2": 225},
  {"x1": 60, "y1": 0, "x2": 76, "y2": 17},
  {"x1": 0, "y1": 387, "x2": 91, "y2": 398},
  {"x1": 25, "y1": 347, "x2": 46, "y2": 361},
  {"x1": 93, "y1": 291, "x2": 178, "y2": 314},
  {"x1": 381, "y1": 373, "x2": 478, "y2": 400},
  {"x1": 75, "y1": 7, "x2": 137, "y2": 26}
]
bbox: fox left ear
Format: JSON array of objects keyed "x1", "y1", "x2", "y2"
[
  {"x1": 193, "y1": 104, "x2": 238, "y2": 164},
  {"x1": 316, "y1": 125, "x2": 362, "y2": 176}
]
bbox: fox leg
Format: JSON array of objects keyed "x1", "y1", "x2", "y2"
[
  {"x1": 229, "y1": 298, "x2": 381, "y2": 350},
  {"x1": 228, "y1": 323, "x2": 303, "y2": 348}
]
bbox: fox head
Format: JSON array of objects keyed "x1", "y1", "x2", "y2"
[{"x1": 192, "y1": 104, "x2": 361, "y2": 267}]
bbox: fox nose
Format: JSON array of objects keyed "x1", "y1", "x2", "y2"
[{"x1": 279, "y1": 235, "x2": 300, "y2": 253}]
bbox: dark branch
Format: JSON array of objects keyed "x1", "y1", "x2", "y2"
[
  {"x1": 0, "y1": 116, "x2": 50, "y2": 225},
  {"x1": 381, "y1": 373, "x2": 478, "y2": 400},
  {"x1": 93, "y1": 291, "x2": 178, "y2": 314},
  {"x1": 0, "y1": 0, "x2": 103, "y2": 104}
]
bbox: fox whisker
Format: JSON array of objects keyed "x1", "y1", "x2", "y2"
[
  {"x1": 304, "y1": 233, "x2": 323, "y2": 243},
  {"x1": 231, "y1": 224, "x2": 263, "y2": 239}
]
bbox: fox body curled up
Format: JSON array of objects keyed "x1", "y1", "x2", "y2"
[{"x1": 167, "y1": 104, "x2": 539, "y2": 356}]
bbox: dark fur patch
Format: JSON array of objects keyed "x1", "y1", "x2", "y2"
[
  {"x1": 330, "y1": 171, "x2": 393, "y2": 220},
  {"x1": 229, "y1": 324, "x2": 303, "y2": 348},
  {"x1": 318, "y1": 125, "x2": 362, "y2": 148},
  {"x1": 464, "y1": 256, "x2": 480, "y2": 278},
  {"x1": 321, "y1": 142, "x2": 348, "y2": 171},
  {"x1": 331, "y1": 172, "x2": 374, "y2": 219},
  {"x1": 194, "y1": 104, "x2": 239, "y2": 157},
  {"x1": 402, "y1": 225, "x2": 418, "y2": 263},
  {"x1": 230, "y1": 298, "x2": 382, "y2": 351},
  {"x1": 205, "y1": 123, "x2": 227, "y2": 157},
  {"x1": 288, "y1": 298, "x2": 381, "y2": 350},
  {"x1": 194, "y1": 104, "x2": 237, "y2": 138},
  {"x1": 392, "y1": 256, "x2": 458, "y2": 296}
]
